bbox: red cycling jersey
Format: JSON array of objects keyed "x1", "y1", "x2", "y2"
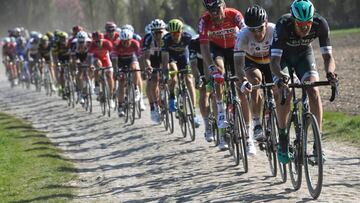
[
  {"x1": 113, "y1": 39, "x2": 141, "y2": 58},
  {"x1": 198, "y1": 8, "x2": 245, "y2": 48},
  {"x1": 105, "y1": 32, "x2": 120, "y2": 45},
  {"x1": 88, "y1": 39, "x2": 113, "y2": 67}
]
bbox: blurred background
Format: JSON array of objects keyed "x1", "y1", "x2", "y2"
[{"x1": 1, "y1": 0, "x2": 360, "y2": 36}]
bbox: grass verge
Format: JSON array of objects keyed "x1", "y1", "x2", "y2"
[
  {"x1": 0, "y1": 112, "x2": 77, "y2": 203},
  {"x1": 331, "y1": 27, "x2": 360, "y2": 37},
  {"x1": 323, "y1": 111, "x2": 360, "y2": 147}
]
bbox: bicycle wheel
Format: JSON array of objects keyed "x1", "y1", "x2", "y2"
[
  {"x1": 100, "y1": 84, "x2": 106, "y2": 116},
  {"x1": 137, "y1": 98, "x2": 141, "y2": 119},
  {"x1": 208, "y1": 94, "x2": 219, "y2": 146},
  {"x1": 166, "y1": 88, "x2": 174, "y2": 134},
  {"x1": 69, "y1": 77, "x2": 76, "y2": 108},
  {"x1": 272, "y1": 110, "x2": 287, "y2": 182},
  {"x1": 44, "y1": 77, "x2": 50, "y2": 96},
  {"x1": 287, "y1": 112, "x2": 302, "y2": 190},
  {"x1": 104, "y1": 82, "x2": 111, "y2": 117},
  {"x1": 235, "y1": 103, "x2": 248, "y2": 172},
  {"x1": 178, "y1": 92, "x2": 187, "y2": 138},
  {"x1": 303, "y1": 113, "x2": 323, "y2": 199},
  {"x1": 264, "y1": 109, "x2": 277, "y2": 177},
  {"x1": 128, "y1": 84, "x2": 136, "y2": 125},
  {"x1": 185, "y1": 89, "x2": 196, "y2": 141}
]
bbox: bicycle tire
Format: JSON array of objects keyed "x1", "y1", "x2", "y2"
[
  {"x1": 303, "y1": 113, "x2": 323, "y2": 199},
  {"x1": 209, "y1": 94, "x2": 219, "y2": 146},
  {"x1": 236, "y1": 103, "x2": 248, "y2": 172},
  {"x1": 265, "y1": 109, "x2": 277, "y2": 177},
  {"x1": 129, "y1": 84, "x2": 136, "y2": 125},
  {"x1": 287, "y1": 111, "x2": 302, "y2": 190},
  {"x1": 104, "y1": 82, "x2": 111, "y2": 117},
  {"x1": 185, "y1": 89, "x2": 196, "y2": 141},
  {"x1": 178, "y1": 91, "x2": 187, "y2": 138}
]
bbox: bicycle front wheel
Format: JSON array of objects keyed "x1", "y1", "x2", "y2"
[
  {"x1": 263, "y1": 109, "x2": 277, "y2": 177},
  {"x1": 235, "y1": 103, "x2": 248, "y2": 172},
  {"x1": 287, "y1": 112, "x2": 302, "y2": 190},
  {"x1": 303, "y1": 113, "x2": 323, "y2": 199},
  {"x1": 185, "y1": 90, "x2": 196, "y2": 141}
]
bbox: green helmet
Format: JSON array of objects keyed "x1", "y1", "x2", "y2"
[
  {"x1": 168, "y1": 19, "x2": 183, "y2": 33},
  {"x1": 290, "y1": 0, "x2": 314, "y2": 22}
]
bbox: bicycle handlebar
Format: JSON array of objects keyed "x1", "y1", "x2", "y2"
[{"x1": 280, "y1": 80, "x2": 338, "y2": 105}]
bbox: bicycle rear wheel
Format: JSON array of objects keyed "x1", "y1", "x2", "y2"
[
  {"x1": 209, "y1": 94, "x2": 219, "y2": 146},
  {"x1": 185, "y1": 90, "x2": 196, "y2": 141},
  {"x1": 127, "y1": 84, "x2": 136, "y2": 125},
  {"x1": 287, "y1": 112, "x2": 302, "y2": 190},
  {"x1": 104, "y1": 83, "x2": 111, "y2": 117},
  {"x1": 304, "y1": 113, "x2": 323, "y2": 199},
  {"x1": 264, "y1": 109, "x2": 277, "y2": 177},
  {"x1": 235, "y1": 103, "x2": 248, "y2": 172}
]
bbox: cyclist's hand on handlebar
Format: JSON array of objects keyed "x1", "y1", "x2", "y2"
[
  {"x1": 90, "y1": 65, "x2": 95, "y2": 71},
  {"x1": 276, "y1": 75, "x2": 289, "y2": 89},
  {"x1": 239, "y1": 80, "x2": 252, "y2": 93},
  {"x1": 326, "y1": 72, "x2": 338, "y2": 86}
]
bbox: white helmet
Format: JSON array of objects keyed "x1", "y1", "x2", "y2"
[
  {"x1": 76, "y1": 31, "x2": 88, "y2": 42},
  {"x1": 120, "y1": 29, "x2": 133, "y2": 40},
  {"x1": 151, "y1": 19, "x2": 166, "y2": 31},
  {"x1": 121, "y1": 24, "x2": 134, "y2": 32}
]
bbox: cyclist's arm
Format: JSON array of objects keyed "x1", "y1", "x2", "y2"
[
  {"x1": 322, "y1": 53, "x2": 336, "y2": 74},
  {"x1": 200, "y1": 43, "x2": 211, "y2": 78},
  {"x1": 318, "y1": 16, "x2": 336, "y2": 75},
  {"x1": 234, "y1": 54, "x2": 246, "y2": 82},
  {"x1": 144, "y1": 50, "x2": 152, "y2": 69},
  {"x1": 270, "y1": 55, "x2": 283, "y2": 79}
]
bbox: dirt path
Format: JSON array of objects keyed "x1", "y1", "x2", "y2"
[{"x1": 0, "y1": 79, "x2": 359, "y2": 202}]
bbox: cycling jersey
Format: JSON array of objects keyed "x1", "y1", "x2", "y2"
[
  {"x1": 234, "y1": 23, "x2": 275, "y2": 64},
  {"x1": 105, "y1": 32, "x2": 120, "y2": 45},
  {"x1": 25, "y1": 39, "x2": 39, "y2": 56},
  {"x1": 72, "y1": 40, "x2": 91, "y2": 63},
  {"x1": 143, "y1": 33, "x2": 163, "y2": 68},
  {"x1": 3, "y1": 42, "x2": 17, "y2": 60},
  {"x1": 270, "y1": 13, "x2": 332, "y2": 57},
  {"x1": 198, "y1": 8, "x2": 245, "y2": 49},
  {"x1": 161, "y1": 32, "x2": 192, "y2": 69},
  {"x1": 52, "y1": 41, "x2": 70, "y2": 63},
  {"x1": 38, "y1": 44, "x2": 53, "y2": 62},
  {"x1": 113, "y1": 39, "x2": 141, "y2": 58},
  {"x1": 88, "y1": 39, "x2": 113, "y2": 67}
]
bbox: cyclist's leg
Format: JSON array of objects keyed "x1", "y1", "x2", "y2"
[
  {"x1": 295, "y1": 48, "x2": 322, "y2": 131},
  {"x1": 147, "y1": 69, "x2": 160, "y2": 113},
  {"x1": 105, "y1": 67, "x2": 114, "y2": 96}
]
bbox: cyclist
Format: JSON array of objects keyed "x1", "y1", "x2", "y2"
[
  {"x1": 270, "y1": 0, "x2": 338, "y2": 164},
  {"x1": 161, "y1": 19, "x2": 201, "y2": 128},
  {"x1": 52, "y1": 31, "x2": 71, "y2": 99},
  {"x1": 15, "y1": 36, "x2": 27, "y2": 82},
  {"x1": 38, "y1": 35, "x2": 57, "y2": 91},
  {"x1": 2, "y1": 37, "x2": 17, "y2": 83},
  {"x1": 88, "y1": 31, "x2": 115, "y2": 109},
  {"x1": 105, "y1": 22, "x2": 119, "y2": 44},
  {"x1": 71, "y1": 31, "x2": 92, "y2": 104},
  {"x1": 189, "y1": 34, "x2": 214, "y2": 140},
  {"x1": 199, "y1": 0, "x2": 245, "y2": 150},
  {"x1": 234, "y1": 5, "x2": 276, "y2": 155},
  {"x1": 113, "y1": 28, "x2": 145, "y2": 117},
  {"x1": 143, "y1": 19, "x2": 167, "y2": 123},
  {"x1": 25, "y1": 33, "x2": 41, "y2": 82}
]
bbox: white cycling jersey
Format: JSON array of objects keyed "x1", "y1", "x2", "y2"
[
  {"x1": 25, "y1": 38, "x2": 40, "y2": 55},
  {"x1": 234, "y1": 22, "x2": 275, "y2": 64}
]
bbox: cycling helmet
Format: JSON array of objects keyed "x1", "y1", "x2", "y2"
[
  {"x1": 41, "y1": 35, "x2": 49, "y2": 42},
  {"x1": 244, "y1": 5, "x2": 268, "y2": 28},
  {"x1": 151, "y1": 19, "x2": 166, "y2": 31},
  {"x1": 17, "y1": 37, "x2": 26, "y2": 45},
  {"x1": 290, "y1": 0, "x2": 314, "y2": 22},
  {"x1": 30, "y1": 31, "x2": 40, "y2": 39},
  {"x1": 120, "y1": 29, "x2": 133, "y2": 40},
  {"x1": 105, "y1": 21, "x2": 117, "y2": 32},
  {"x1": 167, "y1": 19, "x2": 183, "y2": 33},
  {"x1": 202, "y1": 0, "x2": 224, "y2": 11},
  {"x1": 14, "y1": 27, "x2": 21, "y2": 36},
  {"x1": 58, "y1": 31, "x2": 68, "y2": 39},
  {"x1": 76, "y1": 31, "x2": 88, "y2": 41},
  {"x1": 121, "y1": 24, "x2": 135, "y2": 32},
  {"x1": 46, "y1": 31, "x2": 54, "y2": 40},
  {"x1": 3, "y1": 37, "x2": 11, "y2": 43},
  {"x1": 92, "y1": 31, "x2": 104, "y2": 41},
  {"x1": 72, "y1": 25, "x2": 83, "y2": 34}
]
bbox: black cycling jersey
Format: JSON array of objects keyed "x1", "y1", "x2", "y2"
[
  {"x1": 271, "y1": 13, "x2": 332, "y2": 56},
  {"x1": 143, "y1": 33, "x2": 162, "y2": 68},
  {"x1": 161, "y1": 32, "x2": 192, "y2": 57}
]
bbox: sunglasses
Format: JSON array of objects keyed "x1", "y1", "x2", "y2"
[
  {"x1": 208, "y1": 7, "x2": 221, "y2": 14},
  {"x1": 170, "y1": 31, "x2": 181, "y2": 35},
  {"x1": 249, "y1": 25, "x2": 265, "y2": 33},
  {"x1": 295, "y1": 20, "x2": 313, "y2": 28}
]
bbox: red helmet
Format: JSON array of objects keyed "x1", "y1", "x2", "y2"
[
  {"x1": 72, "y1": 25, "x2": 83, "y2": 34},
  {"x1": 105, "y1": 21, "x2": 117, "y2": 32},
  {"x1": 92, "y1": 31, "x2": 104, "y2": 41}
]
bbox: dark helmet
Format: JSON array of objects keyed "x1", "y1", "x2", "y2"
[
  {"x1": 72, "y1": 25, "x2": 83, "y2": 34},
  {"x1": 202, "y1": 0, "x2": 224, "y2": 11},
  {"x1": 105, "y1": 21, "x2": 117, "y2": 32},
  {"x1": 244, "y1": 5, "x2": 268, "y2": 28}
]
